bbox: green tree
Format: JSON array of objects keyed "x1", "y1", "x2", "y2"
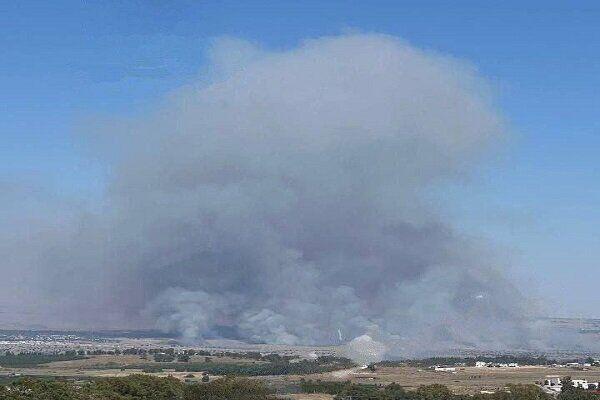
[
  {"x1": 416, "y1": 384, "x2": 455, "y2": 400},
  {"x1": 184, "y1": 377, "x2": 274, "y2": 400}
]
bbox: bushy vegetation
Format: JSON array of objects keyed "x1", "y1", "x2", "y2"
[
  {"x1": 558, "y1": 378, "x2": 600, "y2": 400},
  {"x1": 89, "y1": 354, "x2": 352, "y2": 377},
  {"x1": 0, "y1": 375, "x2": 275, "y2": 400},
  {"x1": 184, "y1": 376, "x2": 273, "y2": 400},
  {"x1": 300, "y1": 380, "x2": 436, "y2": 400},
  {"x1": 300, "y1": 379, "x2": 353, "y2": 394},
  {"x1": 299, "y1": 380, "x2": 598, "y2": 400},
  {"x1": 300, "y1": 380, "x2": 444, "y2": 400},
  {"x1": 2, "y1": 375, "x2": 599, "y2": 400},
  {"x1": 0, "y1": 352, "x2": 87, "y2": 368},
  {"x1": 92, "y1": 375, "x2": 185, "y2": 400},
  {"x1": 153, "y1": 353, "x2": 176, "y2": 363}
]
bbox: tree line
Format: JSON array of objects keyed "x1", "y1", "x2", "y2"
[
  {"x1": 2, "y1": 375, "x2": 600, "y2": 400},
  {"x1": 0, "y1": 375, "x2": 274, "y2": 400}
]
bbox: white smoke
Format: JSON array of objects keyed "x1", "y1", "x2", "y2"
[
  {"x1": 1, "y1": 33, "x2": 557, "y2": 355},
  {"x1": 344, "y1": 335, "x2": 387, "y2": 366}
]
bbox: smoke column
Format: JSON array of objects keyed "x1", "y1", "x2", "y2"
[
  {"x1": 1, "y1": 34, "x2": 543, "y2": 356},
  {"x1": 344, "y1": 335, "x2": 387, "y2": 366}
]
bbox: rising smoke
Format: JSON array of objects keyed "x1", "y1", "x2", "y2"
[
  {"x1": 1, "y1": 34, "x2": 546, "y2": 356},
  {"x1": 344, "y1": 335, "x2": 387, "y2": 366}
]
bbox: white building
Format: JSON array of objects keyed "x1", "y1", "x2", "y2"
[
  {"x1": 475, "y1": 361, "x2": 487, "y2": 368},
  {"x1": 572, "y1": 379, "x2": 589, "y2": 390},
  {"x1": 544, "y1": 377, "x2": 561, "y2": 386},
  {"x1": 542, "y1": 377, "x2": 598, "y2": 392},
  {"x1": 434, "y1": 366, "x2": 456, "y2": 372},
  {"x1": 543, "y1": 377, "x2": 563, "y2": 393}
]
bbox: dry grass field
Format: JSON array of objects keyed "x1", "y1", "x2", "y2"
[
  {"x1": 304, "y1": 365, "x2": 600, "y2": 394},
  {"x1": 0, "y1": 353, "x2": 262, "y2": 382}
]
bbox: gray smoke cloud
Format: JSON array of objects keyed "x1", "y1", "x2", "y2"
[{"x1": 1, "y1": 34, "x2": 552, "y2": 355}]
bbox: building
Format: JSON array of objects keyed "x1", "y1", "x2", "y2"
[
  {"x1": 542, "y1": 377, "x2": 599, "y2": 392},
  {"x1": 572, "y1": 379, "x2": 589, "y2": 390},
  {"x1": 543, "y1": 377, "x2": 563, "y2": 393},
  {"x1": 433, "y1": 366, "x2": 456, "y2": 372}
]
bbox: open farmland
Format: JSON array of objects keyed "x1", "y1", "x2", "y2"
[
  {"x1": 0, "y1": 351, "x2": 352, "y2": 385},
  {"x1": 297, "y1": 365, "x2": 600, "y2": 395},
  {"x1": 3, "y1": 353, "x2": 600, "y2": 395}
]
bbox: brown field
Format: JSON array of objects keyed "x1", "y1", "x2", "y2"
[
  {"x1": 300, "y1": 365, "x2": 600, "y2": 394},
  {"x1": 0, "y1": 353, "x2": 259, "y2": 382},
  {"x1": 3, "y1": 356, "x2": 600, "y2": 395}
]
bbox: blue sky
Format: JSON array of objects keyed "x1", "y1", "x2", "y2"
[{"x1": 2, "y1": 1, "x2": 599, "y2": 317}]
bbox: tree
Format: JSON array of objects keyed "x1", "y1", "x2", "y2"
[
  {"x1": 506, "y1": 384, "x2": 551, "y2": 400},
  {"x1": 184, "y1": 376, "x2": 274, "y2": 400},
  {"x1": 416, "y1": 384, "x2": 454, "y2": 400},
  {"x1": 383, "y1": 382, "x2": 408, "y2": 400},
  {"x1": 556, "y1": 377, "x2": 597, "y2": 400}
]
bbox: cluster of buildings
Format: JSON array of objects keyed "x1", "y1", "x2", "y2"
[
  {"x1": 543, "y1": 377, "x2": 600, "y2": 393},
  {"x1": 475, "y1": 361, "x2": 519, "y2": 368},
  {"x1": 561, "y1": 362, "x2": 595, "y2": 368},
  {"x1": 431, "y1": 361, "x2": 521, "y2": 373},
  {"x1": 0, "y1": 332, "x2": 165, "y2": 355},
  {"x1": 0, "y1": 331, "x2": 341, "y2": 360},
  {"x1": 541, "y1": 361, "x2": 600, "y2": 369},
  {"x1": 432, "y1": 366, "x2": 457, "y2": 372}
]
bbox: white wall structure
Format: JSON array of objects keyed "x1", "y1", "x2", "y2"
[
  {"x1": 572, "y1": 380, "x2": 589, "y2": 390},
  {"x1": 543, "y1": 377, "x2": 563, "y2": 393},
  {"x1": 434, "y1": 366, "x2": 456, "y2": 372}
]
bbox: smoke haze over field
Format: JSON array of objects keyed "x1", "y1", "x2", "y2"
[{"x1": 1, "y1": 34, "x2": 549, "y2": 355}]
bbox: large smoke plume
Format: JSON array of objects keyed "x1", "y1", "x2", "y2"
[{"x1": 2, "y1": 34, "x2": 545, "y2": 356}]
